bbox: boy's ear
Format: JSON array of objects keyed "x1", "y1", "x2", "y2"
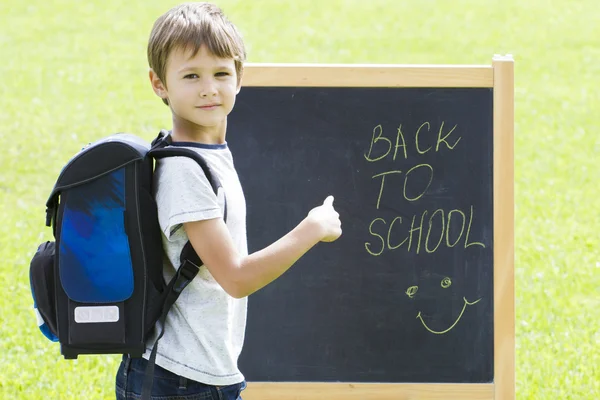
[
  {"x1": 149, "y1": 68, "x2": 168, "y2": 100},
  {"x1": 236, "y1": 69, "x2": 243, "y2": 94}
]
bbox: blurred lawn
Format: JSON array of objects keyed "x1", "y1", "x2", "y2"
[{"x1": 1, "y1": 0, "x2": 598, "y2": 399}]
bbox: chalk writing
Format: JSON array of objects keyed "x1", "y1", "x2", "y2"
[
  {"x1": 365, "y1": 206, "x2": 485, "y2": 256},
  {"x1": 364, "y1": 122, "x2": 462, "y2": 163},
  {"x1": 372, "y1": 164, "x2": 434, "y2": 208},
  {"x1": 436, "y1": 121, "x2": 461, "y2": 151}
]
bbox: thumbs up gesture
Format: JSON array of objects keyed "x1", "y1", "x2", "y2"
[{"x1": 306, "y1": 195, "x2": 342, "y2": 242}]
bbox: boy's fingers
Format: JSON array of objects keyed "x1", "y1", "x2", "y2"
[{"x1": 323, "y1": 195, "x2": 334, "y2": 207}]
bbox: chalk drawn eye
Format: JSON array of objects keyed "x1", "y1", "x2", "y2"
[
  {"x1": 405, "y1": 285, "x2": 418, "y2": 298},
  {"x1": 441, "y1": 277, "x2": 452, "y2": 288}
]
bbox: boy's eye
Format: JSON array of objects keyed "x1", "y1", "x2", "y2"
[
  {"x1": 183, "y1": 74, "x2": 199, "y2": 79},
  {"x1": 215, "y1": 72, "x2": 230, "y2": 77}
]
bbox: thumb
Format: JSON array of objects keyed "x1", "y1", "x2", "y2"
[{"x1": 323, "y1": 195, "x2": 334, "y2": 207}]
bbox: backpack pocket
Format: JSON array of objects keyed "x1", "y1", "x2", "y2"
[
  {"x1": 29, "y1": 241, "x2": 59, "y2": 341},
  {"x1": 58, "y1": 167, "x2": 134, "y2": 303}
]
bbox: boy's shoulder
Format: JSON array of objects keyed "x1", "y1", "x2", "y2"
[
  {"x1": 153, "y1": 147, "x2": 234, "y2": 195},
  {"x1": 156, "y1": 145, "x2": 232, "y2": 174},
  {"x1": 153, "y1": 154, "x2": 225, "y2": 232},
  {"x1": 154, "y1": 155, "x2": 211, "y2": 190}
]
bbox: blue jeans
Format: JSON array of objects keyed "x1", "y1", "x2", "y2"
[{"x1": 116, "y1": 356, "x2": 246, "y2": 400}]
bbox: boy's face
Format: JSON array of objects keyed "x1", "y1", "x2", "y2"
[{"x1": 151, "y1": 45, "x2": 241, "y2": 135}]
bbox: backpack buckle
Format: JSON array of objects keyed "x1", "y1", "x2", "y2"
[{"x1": 172, "y1": 260, "x2": 200, "y2": 294}]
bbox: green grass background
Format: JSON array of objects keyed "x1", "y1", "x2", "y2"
[{"x1": 1, "y1": 0, "x2": 598, "y2": 398}]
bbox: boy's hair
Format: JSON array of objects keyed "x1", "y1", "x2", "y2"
[{"x1": 148, "y1": 2, "x2": 247, "y2": 105}]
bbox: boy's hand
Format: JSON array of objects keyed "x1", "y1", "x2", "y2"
[{"x1": 306, "y1": 196, "x2": 342, "y2": 242}]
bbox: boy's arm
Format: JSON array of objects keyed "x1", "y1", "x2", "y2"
[{"x1": 183, "y1": 196, "x2": 342, "y2": 298}]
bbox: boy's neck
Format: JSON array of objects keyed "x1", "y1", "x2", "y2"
[{"x1": 170, "y1": 117, "x2": 227, "y2": 145}]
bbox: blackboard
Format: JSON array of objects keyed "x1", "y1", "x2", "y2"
[{"x1": 229, "y1": 86, "x2": 494, "y2": 383}]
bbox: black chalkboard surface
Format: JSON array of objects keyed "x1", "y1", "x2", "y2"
[{"x1": 228, "y1": 87, "x2": 494, "y2": 383}]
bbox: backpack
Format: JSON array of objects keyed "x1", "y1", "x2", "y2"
[{"x1": 28, "y1": 130, "x2": 226, "y2": 397}]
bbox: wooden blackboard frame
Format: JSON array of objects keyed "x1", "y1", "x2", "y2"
[{"x1": 239, "y1": 55, "x2": 515, "y2": 400}]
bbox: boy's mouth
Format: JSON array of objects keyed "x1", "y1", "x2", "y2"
[{"x1": 197, "y1": 104, "x2": 220, "y2": 110}]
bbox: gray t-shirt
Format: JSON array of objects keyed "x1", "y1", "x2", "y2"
[{"x1": 143, "y1": 142, "x2": 247, "y2": 386}]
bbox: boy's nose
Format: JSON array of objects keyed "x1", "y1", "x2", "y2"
[
  {"x1": 200, "y1": 90, "x2": 216, "y2": 97},
  {"x1": 199, "y1": 82, "x2": 217, "y2": 97}
]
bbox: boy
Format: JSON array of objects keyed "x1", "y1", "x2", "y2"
[{"x1": 115, "y1": 3, "x2": 342, "y2": 400}]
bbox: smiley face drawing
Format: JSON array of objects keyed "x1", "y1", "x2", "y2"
[{"x1": 405, "y1": 277, "x2": 482, "y2": 335}]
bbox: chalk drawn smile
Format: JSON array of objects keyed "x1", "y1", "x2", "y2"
[
  {"x1": 416, "y1": 297, "x2": 481, "y2": 334},
  {"x1": 406, "y1": 277, "x2": 482, "y2": 334}
]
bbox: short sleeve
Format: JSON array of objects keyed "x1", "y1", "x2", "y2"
[{"x1": 154, "y1": 156, "x2": 222, "y2": 240}]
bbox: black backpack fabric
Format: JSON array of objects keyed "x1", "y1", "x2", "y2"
[{"x1": 29, "y1": 130, "x2": 225, "y2": 396}]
